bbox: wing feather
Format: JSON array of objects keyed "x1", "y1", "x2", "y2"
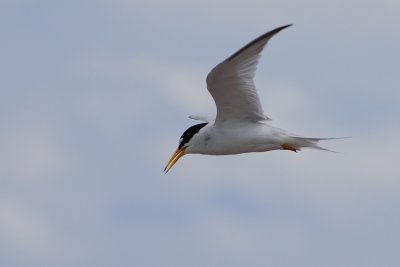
[
  {"x1": 188, "y1": 115, "x2": 213, "y2": 123},
  {"x1": 206, "y1": 24, "x2": 292, "y2": 125}
]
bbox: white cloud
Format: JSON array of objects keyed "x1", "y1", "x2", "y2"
[
  {"x1": 164, "y1": 67, "x2": 215, "y2": 114},
  {"x1": 78, "y1": 54, "x2": 216, "y2": 118},
  {"x1": 70, "y1": 54, "x2": 154, "y2": 131},
  {"x1": 0, "y1": 126, "x2": 68, "y2": 182},
  {"x1": 0, "y1": 198, "x2": 53, "y2": 256},
  {"x1": 257, "y1": 81, "x2": 310, "y2": 127},
  {"x1": 197, "y1": 213, "x2": 310, "y2": 266}
]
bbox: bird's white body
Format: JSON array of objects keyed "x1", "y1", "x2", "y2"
[
  {"x1": 186, "y1": 122, "x2": 287, "y2": 155},
  {"x1": 185, "y1": 121, "x2": 326, "y2": 155}
]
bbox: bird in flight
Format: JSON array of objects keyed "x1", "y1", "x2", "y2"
[{"x1": 164, "y1": 24, "x2": 344, "y2": 173}]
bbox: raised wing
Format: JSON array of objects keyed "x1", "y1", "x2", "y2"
[{"x1": 206, "y1": 24, "x2": 292, "y2": 125}]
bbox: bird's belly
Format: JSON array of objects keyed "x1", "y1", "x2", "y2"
[
  {"x1": 199, "y1": 127, "x2": 282, "y2": 155},
  {"x1": 204, "y1": 141, "x2": 280, "y2": 155}
]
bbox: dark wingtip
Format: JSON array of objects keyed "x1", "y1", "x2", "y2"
[
  {"x1": 227, "y1": 24, "x2": 293, "y2": 62},
  {"x1": 274, "y1": 24, "x2": 293, "y2": 32}
]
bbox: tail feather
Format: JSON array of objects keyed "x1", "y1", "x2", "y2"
[{"x1": 289, "y1": 136, "x2": 350, "y2": 152}]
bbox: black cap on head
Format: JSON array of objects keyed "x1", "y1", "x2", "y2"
[{"x1": 178, "y1": 123, "x2": 207, "y2": 149}]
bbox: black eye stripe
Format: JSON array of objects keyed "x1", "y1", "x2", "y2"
[{"x1": 178, "y1": 123, "x2": 208, "y2": 149}]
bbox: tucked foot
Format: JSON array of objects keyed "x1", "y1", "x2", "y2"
[{"x1": 281, "y1": 143, "x2": 298, "y2": 152}]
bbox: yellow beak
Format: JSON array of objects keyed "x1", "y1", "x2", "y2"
[{"x1": 164, "y1": 148, "x2": 186, "y2": 173}]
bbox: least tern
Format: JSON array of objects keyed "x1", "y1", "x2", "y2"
[{"x1": 165, "y1": 24, "x2": 344, "y2": 173}]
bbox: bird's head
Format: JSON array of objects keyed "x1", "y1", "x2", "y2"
[{"x1": 164, "y1": 123, "x2": 208, "y2": 173}]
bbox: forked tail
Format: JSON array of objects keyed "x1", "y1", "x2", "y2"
[{"x1": 286, "y1": 136, "x2": 350, "y2": 152}]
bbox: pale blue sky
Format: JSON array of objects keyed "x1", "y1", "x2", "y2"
[{"x1": 1, "y1": 0, "x2": 399, "y2": 266}]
